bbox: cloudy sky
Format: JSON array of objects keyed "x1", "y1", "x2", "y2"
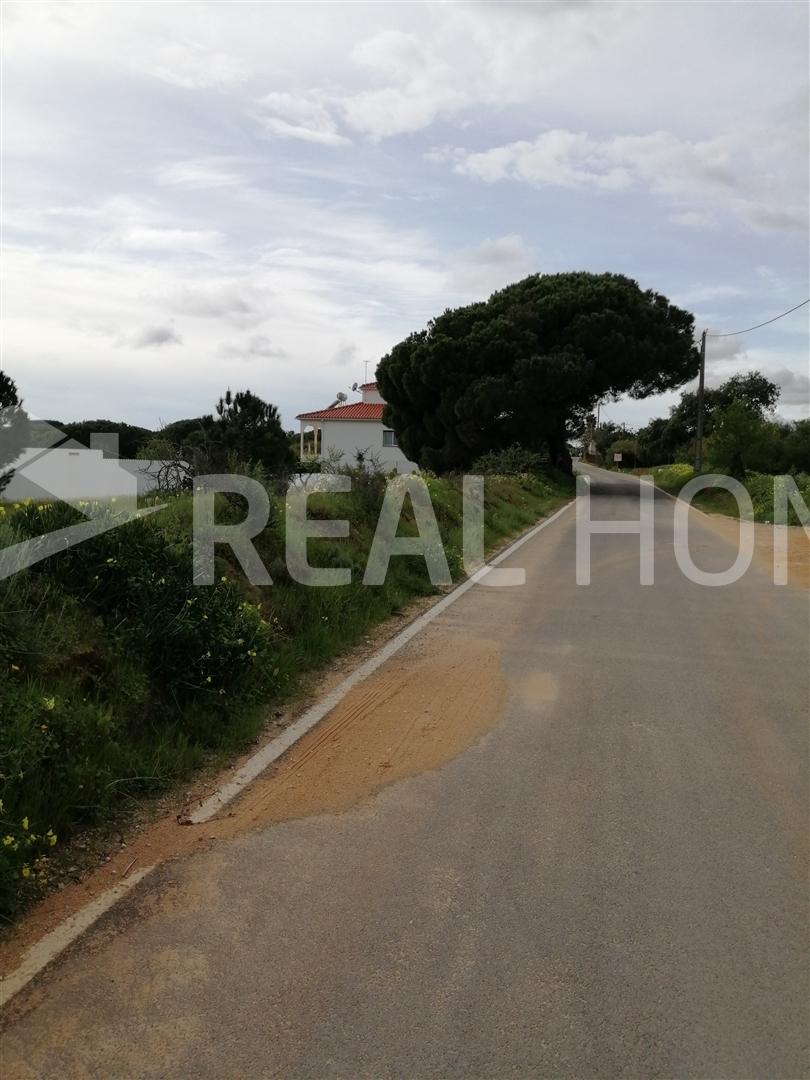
[{"x1": 3, "y1": 0, "x2": 808, "y2": 432}]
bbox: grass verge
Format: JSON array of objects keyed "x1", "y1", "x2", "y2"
[
  {"x1": 0, "y1": 470, "x2": 572, "y2": 921},
  {"x1": 630, "y1": 464, "x2": 809, "y2": 525}
]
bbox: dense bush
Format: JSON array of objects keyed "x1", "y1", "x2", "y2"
[{"x1": 472, "y1": 444, "x2": 549, "y2": 476}]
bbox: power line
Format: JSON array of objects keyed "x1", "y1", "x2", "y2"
[{"x1": 707, "y1": 298, "x2": 809, "y2": 338}]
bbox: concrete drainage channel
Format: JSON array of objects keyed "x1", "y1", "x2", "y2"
[{"x1": 0, "y1": 499, "x2": 576, "y2": 1010}]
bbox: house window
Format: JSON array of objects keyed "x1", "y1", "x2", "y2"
[{"x1": 382, "y1": 429, "x2": 398, "y2": 447}]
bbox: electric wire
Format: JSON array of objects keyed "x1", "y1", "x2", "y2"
[{"x1": 707, "y1": 298, "x2": 809, "y2": 338}]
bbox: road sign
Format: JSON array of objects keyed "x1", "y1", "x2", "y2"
[{"x1": 613, "y1": 452, "x2": 623, "y2": 462}]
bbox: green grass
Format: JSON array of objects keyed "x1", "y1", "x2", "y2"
[
  {"x1": 632, "y1": 464, "x2": 809, "y2": 525},
  {"x1": 0, "y1": 470, "x2": 572, "y2": 919}
]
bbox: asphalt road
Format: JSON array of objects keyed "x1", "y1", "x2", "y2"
[{"x1": 3, "y1": 466, "x2": 809, "y2": 1078}]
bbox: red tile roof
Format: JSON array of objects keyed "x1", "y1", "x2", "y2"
[
  {"x1": 359, "y1": 381, "x2": 377, "y2": 390},
  {"x1": 296, "y1": 402, "x2": 385, "y2": 422}
]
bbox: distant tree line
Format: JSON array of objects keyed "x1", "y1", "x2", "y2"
[
  {"x1": 2, "y1": 375, "x2": 297, "y2": 494},
  {"x1": 592, "y1": 371, "x2": 809, "y2": 477}
]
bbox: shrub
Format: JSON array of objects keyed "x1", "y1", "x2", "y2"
[
  {"x1": 472, "y1": 445, "x2": 548, "y2": 475},
  {"x1": 746, "y1": 471, "x2": 810, "y2": 526},
  {"x1": 648, "y1": 463, "x2": 695, "y2": 493},
  {"x1": 0, "y1": 794, "x2": 57, "y2": 920},
  {"x1": 10, "y1": 502, "x2": 276, "y2": 703}
]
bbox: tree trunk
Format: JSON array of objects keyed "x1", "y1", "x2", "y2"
[{"x1": 547, "y1": 428, "x2": 573, "y2": 475}]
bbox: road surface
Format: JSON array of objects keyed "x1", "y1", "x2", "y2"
[{"x1": 3, "y1": 466, "x2": 808, "y2": 1078}]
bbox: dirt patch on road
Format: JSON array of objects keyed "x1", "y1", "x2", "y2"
[
  {"x1": 696, "y1": 514, "x2": 809, "y2": 590},
  {"x1": 226, "y1": 632, "x2": 505, "y2": 829},
  {"x1": 0, "y1": 629, "x2": 505, "y2": 982}
]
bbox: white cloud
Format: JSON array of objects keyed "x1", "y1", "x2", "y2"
[
  {"x1": 142, "y1": 40, "x2": 251, "y2": 90},
  {"x1": 450, "y1": 234, "x2": 535, "y2": 296},
  {"x1": 256, "y1": 92, "x2": 350, "y2": 146},
  {"x1": 449, "y1": 123, "x2": 808, "y2": 234},
  {"x1": 456, "y1": 130, "x2": 631, "y2": 191},
  {"x1": 155, "y1": 159, "x2": 248, "y2": 190},
  {"x1": 670, "y1": 211, "x2": 715, "y2": 229},
  {"x1": 703, "y1": 336, "x2": 746, "y2": 363},
  {"x1": 675, "y1": 284, "x2": 745, "y2": 305},
  {"x1": 2, "y1": 1, "x2": 806, "y2": 430},
  {"x1": 116, "y1": 226, "x2": 224, "y2": 255},
  {"x1": 771, "y1": 367, "x2": 810, "y2": 408},
  {"x1": 733, "y1": 200, "x2": 808, "y2": 234}
]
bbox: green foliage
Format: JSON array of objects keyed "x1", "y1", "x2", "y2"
[
  {"x1": 606, "y1": 437, "x2": 639, "y2": 469},
  {"x1": 0, "y1": 785, "x2": 58, "y2": 920},
  {"x1": 38, "y1": 418, "x2": 154, "y2": 458},
  {"x1": 377, "y1": 271, "x2": 698, "y2": 474},
  {"x1": 10, "y1": 502, "x2": 276, "y2": 704},
  {"x1": 778, "y1": 419, "x2": 810, "y2": 473},
  {"x1": 136, "y1": 435, "x2": 179, "y2": 461},
  {"x1": 643, "y1": 464, "x2": 809, "y2": 526},
  {"x1": 634, "y1": 370, "x2": 781, "y2": 466},
  {"x1": 717, "y1": 471, "x2": 810, "y2": 527},
  {"x1": 214, "y1": 389, "x2": 295, "y2": 473},
  {"x1": 707, "y1": 401, "x2": 776, "y2": 478},
  {"x1": 0, "y1": 370, "x2": 29, "y2": 495},
  {"x1": 643, "y1": 463, "x2": 696, "y2": 493},
  {"x1": 472, "y1": 444, "x2": 549, "y2": 475}
]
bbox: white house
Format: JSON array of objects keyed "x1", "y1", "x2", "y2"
[{"x1": 296, "y1": 382, "x2": 418, "y2": 473}]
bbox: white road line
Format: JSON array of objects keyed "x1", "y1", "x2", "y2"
[
  {"x1": 0, "y1": 867, "x2": 154, "y2": 1009},
  {"x1": 189, "y1": 496, "x2": 576, "y2": 823}
]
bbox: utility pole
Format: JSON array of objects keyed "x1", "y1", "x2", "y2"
[{"x1": 694, "y1": 329, "x2": 707, "y2": 472}]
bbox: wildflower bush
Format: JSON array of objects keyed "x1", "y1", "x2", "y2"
[
  {"x1": 0, "y1": 470, "x2": 571, "y2": 920},
  {"x1": 0, "y1": 795, "x2": 57, "y2": 919},
  {"x1": 737, "y1": 471, "x2": 809, "y2": 526},
  {"x1": 641, "y1": 464, "x2": 809, "y2": 525},
  {"x1": 643, "y1": 463, "x2": 695, "y2": 493}
]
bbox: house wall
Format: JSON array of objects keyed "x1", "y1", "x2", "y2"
[
  {"x1": 320, "y1": 420, "x2": 418, "y2": 473},
  {"x1": 361, "y1": 386, "x2": 384, "y2": 404}
]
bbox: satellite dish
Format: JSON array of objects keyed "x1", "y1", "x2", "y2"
[
  {"x1": 336, "y1": 391, "x2": 348, "y2": 402},
  {"x1": 351, "y1": 382, "x2": 358, "y2": 392}
]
